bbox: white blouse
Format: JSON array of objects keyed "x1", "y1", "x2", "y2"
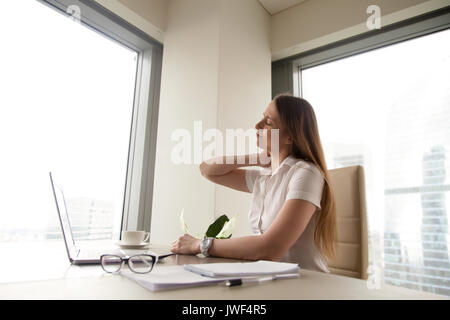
[{"x1": 245, "y1": 155, "x2": 329, "y2": 273}]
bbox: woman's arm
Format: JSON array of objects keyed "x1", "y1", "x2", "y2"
[
  {"x1": 199, "y1": 153, "x2": 270, "y2": 193},
  {"x1": 200, "y1": 154, "x2": 265, "y2": 175},
  {"x1": 171, "y1": 233, "x2": 266, "y2": 261},
  {"x1": 171, "y1": 198, "x2": 316, "y2": 261}
]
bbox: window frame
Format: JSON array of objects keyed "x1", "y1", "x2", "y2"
[
  {"x1": 272, "y1": 6, "x2": 450, "y2": 98},
  {"x1": 39, "y1": 0, "x2": 162, "y2": 235}
]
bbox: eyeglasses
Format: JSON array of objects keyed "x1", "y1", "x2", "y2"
[{"x1": 100, "y1": 253, "x2": 174, "y2": 274}]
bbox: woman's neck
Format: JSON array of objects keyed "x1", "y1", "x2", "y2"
[{"x1": 270, "y1": 150, "x2": 291, "y2": 173}]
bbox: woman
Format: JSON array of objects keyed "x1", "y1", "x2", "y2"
[{"x1": 171, "y1": 93, "x2": 337, "y2": 272}]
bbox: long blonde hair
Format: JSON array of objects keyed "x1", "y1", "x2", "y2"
[{"x1": 274, "y1": 93, "x2": 337, "y2": 261}]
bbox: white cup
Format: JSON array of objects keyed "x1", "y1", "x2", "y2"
[{"x1": 121, "y1": 231, "x2": 150, "y2": 244}]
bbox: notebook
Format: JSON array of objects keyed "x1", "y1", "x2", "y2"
[
  {"x1": 121, "y1": 261, "x2": 300, "y2": 292},
  {"x1": 183, "y1": 260, "x2": 300, "y2": 278}
]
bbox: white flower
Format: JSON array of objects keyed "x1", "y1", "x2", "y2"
[
  {"x1": 180, "y1": 208, "x2": 190, "y2": 234},
  {"x1": 216, "y1": 215, "x2": 237, "y2": 238}
]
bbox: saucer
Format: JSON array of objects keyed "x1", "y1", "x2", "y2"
[{"x1": 115, "y1": 241, "x2": 150, "y2": 249}]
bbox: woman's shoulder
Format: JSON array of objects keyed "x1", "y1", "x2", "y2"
[{"x1": 289, "y1": 158, "x2": 324, "y2": 179}]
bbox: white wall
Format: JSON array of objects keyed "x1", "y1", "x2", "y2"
[
  {"x1": 150, "y1": 0, "x2": 221, "y2": 243},
  {"x1": 118, "y1": 0, "x2": 168, "y2": 31},
  {"x1": 215, "y1": 0, "x2": 271, "y2": 236}
]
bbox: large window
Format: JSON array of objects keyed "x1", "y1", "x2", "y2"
[
  {"x1": 301, "y1": 28, "x2": 450, "y2": 296},
  {"x1": 0, "y1": 0, "x2": 161, "y2": 248}
]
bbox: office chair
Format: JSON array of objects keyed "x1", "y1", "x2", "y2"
[{"x1": 327, "y1": 165, "x2": 369, "y2": 280}]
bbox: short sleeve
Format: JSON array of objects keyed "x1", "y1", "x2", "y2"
[
  {"x1": 286, "y1": 166, "x2": 325, "y2": 209},
  {"x1": 245, "y1": 169, "x2": 261, "y2": 193}
]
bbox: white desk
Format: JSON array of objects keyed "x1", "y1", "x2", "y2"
[{"x1": 0, "y1": 243, "x2": 447, "y2": 300}]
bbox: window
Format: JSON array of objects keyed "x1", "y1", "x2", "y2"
[
  {"x1": 0, "y1": 1, "x2": 161, "y2": 248},
  {"x1": 301, "y1": 28, "x2": 450, "y2": 296},
  {"x1": 272, "y1": 8, "x2": 450, "y2": 296}
]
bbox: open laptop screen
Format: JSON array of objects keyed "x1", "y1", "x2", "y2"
[{"x1": 49, "y1": 172, "x2": 77, "y2": 260}]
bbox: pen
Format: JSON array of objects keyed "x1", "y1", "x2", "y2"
[{"x1": 221, "y1": 273, "x2": 300, "y2": 287}]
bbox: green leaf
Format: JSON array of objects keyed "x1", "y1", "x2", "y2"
[{"x1": 205, "y1": 214, "x2": 229, "y2": 238}]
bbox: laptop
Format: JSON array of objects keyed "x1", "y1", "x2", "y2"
[
  {"x1": 49, "y1": 171, "x2": 175, "y2": 265},
  {"x1": 49, "y1": 171, "x2": 122, "y2": 264}
]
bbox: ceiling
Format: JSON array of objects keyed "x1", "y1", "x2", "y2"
[{"x1": 257, "y1": 0, "x2": 308, "y2": 15}]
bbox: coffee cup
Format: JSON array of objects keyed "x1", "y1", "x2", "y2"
[{"x1": 121, "y1": 231, "x2": 150, "y2": 244}]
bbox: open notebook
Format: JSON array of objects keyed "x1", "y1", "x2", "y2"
[
  {"x1": 183, "y1": 260, "x2": 299, "y2": 278},
  {"x1": 121, "y1": 260, "x2": 300, "y2": 292}
]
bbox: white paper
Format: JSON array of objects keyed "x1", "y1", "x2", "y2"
[
  {"x1": 121, "y1": 265, "x2": 232, "y2": 291},
  {"x1": 121, "y1": 261, "x2": 300, "y2": 292},
  {"x1": 183, "y1": 260, "x2": 300, "y2": 278}
]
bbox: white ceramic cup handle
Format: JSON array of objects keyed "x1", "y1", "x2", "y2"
[{"x1": 143, "y1": 232, "x2": 150, "y2": 243}]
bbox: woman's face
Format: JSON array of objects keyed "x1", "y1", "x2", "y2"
[{"x1": 255, "y1": 100, "x2": 290, "y2": 154}]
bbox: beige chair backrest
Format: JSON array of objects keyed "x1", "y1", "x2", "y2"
[{"x1": 327, "y1": 165, "x2": 368, "y2": 280}]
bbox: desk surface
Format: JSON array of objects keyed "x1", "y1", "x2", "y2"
[{"x1": 0, "y1": 243, "x2": 447, "y2": 300}]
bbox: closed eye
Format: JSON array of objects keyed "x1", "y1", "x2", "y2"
[{"x1": 262, "y1": 113, "x2": 273, "y2": 126}]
